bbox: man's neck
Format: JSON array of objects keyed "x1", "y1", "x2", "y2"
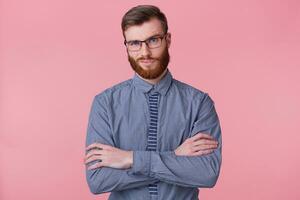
[{"x1": 137, "y1": 68, "x2": 168, "y2": 85}]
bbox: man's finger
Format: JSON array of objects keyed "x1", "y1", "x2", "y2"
[
  {"x1": 193, "y1": 144, "x2": 218, "y2": 151},
  {"x1": 87, "y1": 161, "x2": 103, "y2": 170},
  {"x1": 191, "y1": 133, "x2": 214, "y2": 141},
  {"x1": 191, "y1": 149, "x2": 214, "y2": 156},
  {"x1": 85, "y1": 149, "x2": 103, "y2": 161},
  {"x1": 193, "y1": 139, "x2": 218, "y2": 146},
  {"x1": 85, "y1": 155, "x2": 102, "y2": 165},
  {"x1": 86, "y1": 143, "x2": 107, "y2": 151}
]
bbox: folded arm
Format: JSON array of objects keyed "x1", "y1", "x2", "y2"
[
  {"x1": 85, "y1": 95, "x2": 158, "y2": 194},
  {"x1": 85, "y1": 93, "x2": 222, "y2": 193},
  {"x1": 129, "y1": 93, "x2": 222, "y2": 188}
]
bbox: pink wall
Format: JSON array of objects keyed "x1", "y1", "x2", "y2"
[{"x1": 1, "y1": 1, "x2": 299, "y2": 199}]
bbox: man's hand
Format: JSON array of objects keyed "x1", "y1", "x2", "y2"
[
  {"x1": 84, "y1": 143, "x2": 133, "y2": 170},
  {"x1": 175, "y1": 132, "x2": 218, "y2": 156}
]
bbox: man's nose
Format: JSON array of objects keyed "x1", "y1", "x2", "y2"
[{"x1": 140, "y1": 42, "x2": 151, "y2": 56}]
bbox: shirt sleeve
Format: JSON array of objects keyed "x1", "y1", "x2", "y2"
[
  {"x1": 85, "y1": 95, "x2": 158, "y2": 194},
  {"x1": 129, "y1": 93, "x2": 222, "y2": 188}
]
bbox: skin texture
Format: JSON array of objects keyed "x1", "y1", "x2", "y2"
[{"x1": 84, "y1": 18, "x2": 218, "y2": 170}]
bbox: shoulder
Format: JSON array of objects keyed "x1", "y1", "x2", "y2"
[
  {"x1": 171, "y1": 79, "x2": 217, "y2": 119},
  {"x1": 172, "y1": 78, "x2": 209, "y2": 101},
  {"x1": 94, "y1": 78, "x2": 132, "y2": 102}
]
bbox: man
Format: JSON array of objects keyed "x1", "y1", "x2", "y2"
[{"x1": 84, "y1": 5, "x2": 222, "y2": 200}]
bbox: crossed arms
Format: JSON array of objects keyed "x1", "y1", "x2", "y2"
[{"x1": 84, "y1": 93, "x2": 222, "y2": 194}]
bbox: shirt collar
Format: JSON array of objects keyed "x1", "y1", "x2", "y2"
[{"x1": 132, "y1": 68, "x2": 173, "y2": 96}]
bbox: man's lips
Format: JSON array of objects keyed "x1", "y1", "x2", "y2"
[{"x1": 139, "y1": 59, "x2": 155, "y2": 64}]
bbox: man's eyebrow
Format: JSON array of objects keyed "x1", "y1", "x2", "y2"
[
  {"x1": 128, "y1": 34, "x2": 163, "y2": 42},
  {"x1": 145, "y1": 34, "x2": 162, "y2": 39},
  {"x1": 148, "y1": 34, "x2": 162, "y2": 38}
]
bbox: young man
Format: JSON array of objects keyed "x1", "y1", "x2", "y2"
[{"x1": 84, "y1": 5, "x2": 222, "y2": 200}]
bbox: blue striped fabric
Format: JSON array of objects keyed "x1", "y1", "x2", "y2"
[
  {"x1": 147, "y1": 92, "x2": 159, "y2": 196},
  {"x1": 86, "y1": 69, "x2": 223, "y2": 199}
]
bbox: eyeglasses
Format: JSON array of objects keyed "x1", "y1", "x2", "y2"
[{"x1": 124, "y1": 34, "x2": 167, "y2": 51}]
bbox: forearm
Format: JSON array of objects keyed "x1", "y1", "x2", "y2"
[
  {"x1": 86, "y1": 164, "x2": 159, "y2": 194},
  {"x1": 129, "y1": 147, "x2": 221, "y2": 188},
  {"x1": 86, "y1": 95, "x2": 159, "y2": 194},
  {"x1": 129, "y1": 96, "x2": 222, "y2": 188}
]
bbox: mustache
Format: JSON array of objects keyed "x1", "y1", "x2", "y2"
[{"x1": 137, "y1": 57, "x2": 157, "y2": 61}]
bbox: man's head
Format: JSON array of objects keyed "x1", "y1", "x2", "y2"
[{"x1": 121, "y1": 5, "x2": 171, "y2": 80}]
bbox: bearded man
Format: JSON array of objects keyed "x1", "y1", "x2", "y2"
[{"x1": 84, "y1": 5, "x2": 222, "y2": 200}]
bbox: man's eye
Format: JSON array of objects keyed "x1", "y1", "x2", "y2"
[
  {"x1": 148, "y1": 37, "x2": 159, "y2": 44},
  {"x1": 128, "y1": 41, "x2": 140, "y2": 46}
]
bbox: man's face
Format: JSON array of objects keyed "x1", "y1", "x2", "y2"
[{"x1": 124, "y1": 18, "x2": 171, "y2": 79}]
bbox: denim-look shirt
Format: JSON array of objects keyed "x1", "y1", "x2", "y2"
[{"x1": 85, "y1": 69, "x2": 222, "y2": 200}]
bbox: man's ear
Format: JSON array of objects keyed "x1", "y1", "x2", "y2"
[{"x1": 166, "y1": 33, "x2": 171, "y2": 48}]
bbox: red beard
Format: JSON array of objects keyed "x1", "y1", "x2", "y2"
[{"x1": 128, "y1": 46, "x2": 170, "y2": 79}]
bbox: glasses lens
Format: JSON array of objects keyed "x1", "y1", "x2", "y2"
[
  {"x1": 147, "y1": 37, "x2": 161, "y2": 49},
  {"x1": 127, "y1": 41, "x2": 141, "y2": 51}
]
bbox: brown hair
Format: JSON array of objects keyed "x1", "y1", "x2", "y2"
[{"x1": 121, "y1": 5, "x2": 168, "y2": 37}]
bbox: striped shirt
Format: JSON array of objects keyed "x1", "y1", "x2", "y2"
[{"x1": 85, "y1": 69, "x2": 222, "y2": 200}]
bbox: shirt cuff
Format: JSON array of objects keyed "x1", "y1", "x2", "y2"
[{"x1": 130, "y1": 151, "x2": 151, "y2": 176}]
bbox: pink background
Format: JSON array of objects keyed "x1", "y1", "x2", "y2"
[{"x1": 1, "y1": 1, "x2": 300, "y2": 199}]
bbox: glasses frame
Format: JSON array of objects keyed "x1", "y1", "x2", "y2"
[{"x1": 124, "y1": 33, "x2": 167, "y2": 52}]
